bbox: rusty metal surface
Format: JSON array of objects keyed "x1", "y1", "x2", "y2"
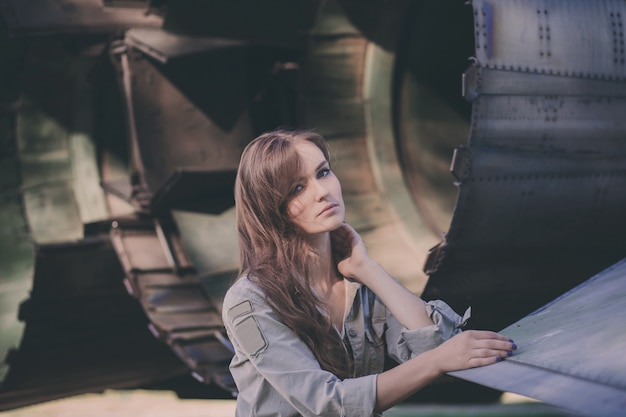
[
  {"x1": 109, "y1": 37, "x2": 250, "y2": 209},
  {"x1": 0, "y1": 232, "x2": 189, "y2": 411},
  {"x1": 450, "y1": 258, "x2": 626, "y2": 417},
  {"x1": 125, "y1": 28, "x2": 245, "y2": 64},
  {"x1": 0, "y1": 0, "x2": 161, "y2": 36},
  {"x1": 160, "y1": 0, "x2": 322, "y2": 45},
  {"x1": 109, "y1": 218, "x2": 235, "y2": 395}
]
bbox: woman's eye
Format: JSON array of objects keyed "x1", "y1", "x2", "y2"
[
  {"x1": 318, "y1": 168, "x2": 331, "y2": 178},
  {"x1": 292, "y1": 184, "x2": 304, "y2": 195}
]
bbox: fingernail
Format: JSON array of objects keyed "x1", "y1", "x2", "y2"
[
  {"x1": 509, "y1": 338, "x2": 515, "y2": 343},
  {"x1": 511, "y1": 343, "x2": 518, "y2": 350},
  {"x1": 507, "y1": 351, "x2": 513, "y2": 357},
  {"x1": 495, "y1": 356, "x2": 503, "y2": 362}
]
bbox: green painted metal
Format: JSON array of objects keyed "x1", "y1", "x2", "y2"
[
  {"x1": 0, "y1": 44, "x2": 32, "y2": 382},
  {"x1": 1, "y1": 39, "x2": 109, "y2": 388},
  {"x1": 0, "y1": 174, "x2": 34, "y2": 382}
]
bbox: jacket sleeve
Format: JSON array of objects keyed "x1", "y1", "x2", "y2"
[
  {"x1": 384, "y1": 299, "x2": 471, "y2": 363},
  {"x1": 222, "y1": 278, "x2": 378, "y2": 417}
]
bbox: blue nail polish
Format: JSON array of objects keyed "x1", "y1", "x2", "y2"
[
  {"x1": 512, "y1": 343, "x2": 518, "y2": 350},
  {"x1": 495, "y1": 356, "x2": 503, "y2": 362},
  {"x1": 509, "y1": 338, "x2": 515, "y2": 343},
  {"x1": 507, "y1": 351, "x2": 513, "y2": 356}
]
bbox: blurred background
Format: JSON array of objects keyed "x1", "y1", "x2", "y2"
[{"x1": 1, "y1": 0, "x2": 625, "y2": 416}]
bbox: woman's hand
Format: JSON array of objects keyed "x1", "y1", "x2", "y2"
[
  {"x1": 332, "y1": 223, "x2": 435, "y2": 329},
  {"x1": 330, "y1": 223, "x2": 372, "y2": 281},
  {"x1": 375, "y1": 330, "x2": 516, "y2": 413},
  {"x1": 430, "y1": 330, "x2": 516, "y2": 373}
]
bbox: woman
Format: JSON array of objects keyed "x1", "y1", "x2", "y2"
[{"x1": 222, "y1": 129, "x2": 516, "y2": 416}]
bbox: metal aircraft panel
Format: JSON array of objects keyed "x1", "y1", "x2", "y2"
[
  {"x1": 450, "y1": 258, "x2": 626, "y2": 417},
  {"x1": 423, "y1": 0, "x2": 626, "y2": 334}
]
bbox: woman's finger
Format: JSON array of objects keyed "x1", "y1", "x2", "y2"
[
  {"x1": 465, "y1": 330, "x2": 517, "y2": 352},
  {"x1": 473, "y1": 348, "x2": 513, "y2": 358},
  {"x1": 469, "y1": 330, "x2": 512, "y2": 342},
  {"x1": 468, "y1": 356, "x2": 502, "y2": 368}
]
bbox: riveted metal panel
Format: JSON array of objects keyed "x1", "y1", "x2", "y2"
[
  {"x1": 472, "y1": 0, "x2": 626, "y2": 80},
  {"x1": 446, "y1": 151, "x2": 626, "y2": 248},
  {"x1": 471, "y1": 95, "x2": 626, "y2": 153},
  {"x1": 425, "y1": 0, "x2": 626, "y2": 333}
]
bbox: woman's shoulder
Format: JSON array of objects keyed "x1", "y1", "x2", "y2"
[
  {"x1": 221, "y1": 274, "x2": 276, "y2": 332},
  {"x1": 222, "y1": 274, "x2": 267, "y2": 309}
]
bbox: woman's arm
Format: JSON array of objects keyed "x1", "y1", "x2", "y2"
[
  {"x1": 224, "y1": 276, "x2": 515, "y2": 415},
  {"x1": 332, "y1": 224, "x2": 516, "y2": 412},
  {"x1": 331, "y1": 223, "x2": 433, "y2": 330},
  {"x1": 358, "y1": 259, "x2": 433, "y2": 329},
  {"x1": 374, "y1": 329, "x2": 514, "y2": 413}
]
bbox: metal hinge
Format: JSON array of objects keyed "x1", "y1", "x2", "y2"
[{"x1": 450, "y1": 146, "x2": 472, "y2": 183}]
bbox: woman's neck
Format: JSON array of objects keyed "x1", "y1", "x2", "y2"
[
  {"x1": 306, "y1": 232, "x2": 347, "y2": 331},
  {"x1": 307, "y1": 233, "x2": 341, "y2": 289}
]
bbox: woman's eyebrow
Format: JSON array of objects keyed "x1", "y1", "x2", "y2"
[{"x1": 314, "y1": 160, "x2": 328, "y2": 172}]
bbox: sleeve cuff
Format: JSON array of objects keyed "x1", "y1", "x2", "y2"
[
  {"x1": 337, "y1": 374, "x2": 378, "y2": 416},
  {"x1": 400, "y1": 301, "x2": 471, "y2": 358}
]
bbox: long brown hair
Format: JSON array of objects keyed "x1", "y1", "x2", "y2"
[{"x1": 234, "y1": 129, "x2": 352, "y2": 379}]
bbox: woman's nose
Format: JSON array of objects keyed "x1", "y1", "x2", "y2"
[{"x1": 313, "y1": 179, "x2": 330, "y2": 200}]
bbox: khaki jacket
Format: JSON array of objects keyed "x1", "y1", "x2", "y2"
[{"x1": 222, "y1": 275, "x2": 470, "y2": 417}]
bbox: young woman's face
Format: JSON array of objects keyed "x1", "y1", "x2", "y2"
[{"x1": 287, "y1": 140, "x2": 345, "y2": 237}]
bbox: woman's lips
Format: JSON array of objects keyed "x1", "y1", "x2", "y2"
[{"x1": 319, "y1": 203, "x2": 338, "y2": 215}]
